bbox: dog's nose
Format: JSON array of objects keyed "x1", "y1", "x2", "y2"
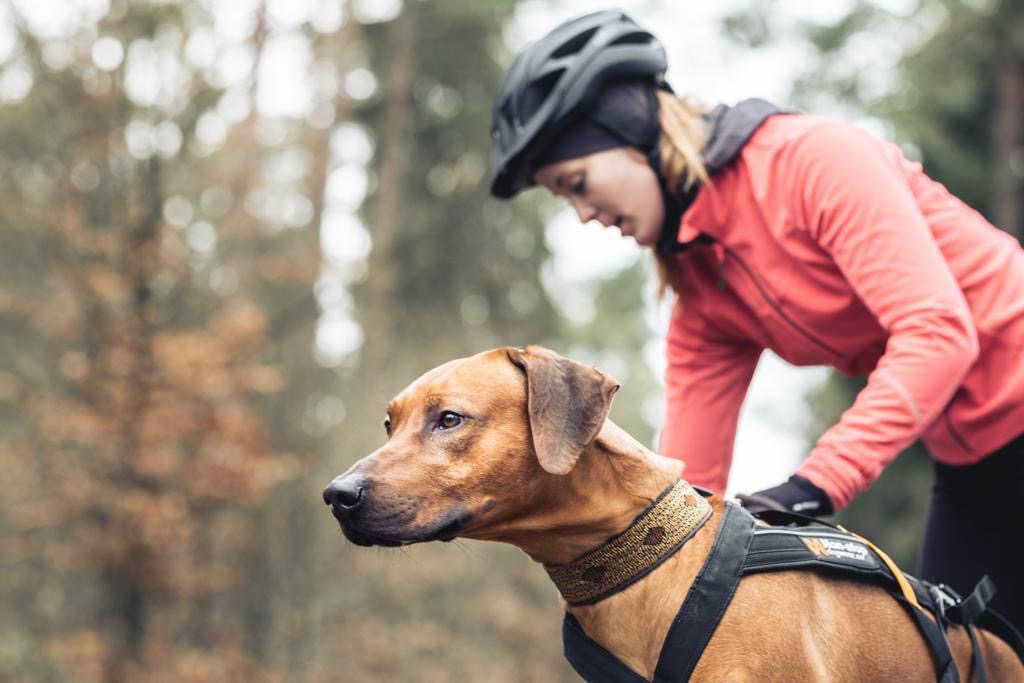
[{"x1": 323, "y1": 476, "x2": 364, "y2": 510}]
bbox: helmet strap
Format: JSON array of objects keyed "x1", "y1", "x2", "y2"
[{"x1": 655, "y1": 179, "x2": 698, "y2": 257}]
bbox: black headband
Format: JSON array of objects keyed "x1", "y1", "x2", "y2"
[
  {"x1": 531, "y1": 79, "x2": 658, "y2": 173},
  {"x1": 532, "y1": 117, "x2": 626, "y2": 170}
]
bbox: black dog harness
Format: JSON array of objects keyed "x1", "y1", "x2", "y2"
[{"x1": 563, "y1": 500, "x2": 1024, "y2": 683}]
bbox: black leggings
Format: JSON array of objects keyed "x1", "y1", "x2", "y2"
[{"x1": 919, "y1": 433, "x2": 1024, "y2": 631}]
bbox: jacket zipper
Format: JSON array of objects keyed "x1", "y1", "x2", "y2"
[{"x1": 716, "y1": 242, "x2": 845, "y2": 358}]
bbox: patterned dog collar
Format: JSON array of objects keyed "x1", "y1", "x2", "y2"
[{"x1": 545, "y1": 480, "x2": 713, "y2": 606}]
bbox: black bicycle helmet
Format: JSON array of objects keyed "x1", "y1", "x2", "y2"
[{"x1": 489, "y1": 9, "x2": 668, "y2": 199}]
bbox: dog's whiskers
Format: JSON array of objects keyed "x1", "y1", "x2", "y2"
[
  {"x1": 453, "y1": 538, "x2": 483, "y2": 560},
  {"x1": 397, "y1": 545, "x2": 424, "y2": 567}
]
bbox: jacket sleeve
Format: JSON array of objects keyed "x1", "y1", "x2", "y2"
[
  {"x1": 660, "y1": 296, "x2": 761, "y2": 494},
  {"x1": 790, "y1": 120, "x2": 980, "y2": 510}
]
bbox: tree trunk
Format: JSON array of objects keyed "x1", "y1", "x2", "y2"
[
  {"x1": 362, "y1": 7, "x2": 416, "y2": 377},
  {"x1": 993, "y1": 29, "x2": 1024, "y2": 238},
  {"x1": 267, "y1": 10, "x2": 363, "y2": 676},
  {"x1": 105, "y1": 154, "x2": 163, "y2": 682}
]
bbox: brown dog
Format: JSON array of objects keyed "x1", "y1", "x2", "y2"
[{"x1": 324, "y1": 346, "x2": 1023, "y2": 682}]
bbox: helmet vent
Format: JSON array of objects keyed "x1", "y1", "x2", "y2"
[
  {"x1": 522, "y1": 71, "x2": 562, "y2": 118},
  {"x1": 551, "y1": 27, "x2": 598, "y2": 58},
  {"x1": 610, "y1": 30, "x2": 652, "y2": 46}
]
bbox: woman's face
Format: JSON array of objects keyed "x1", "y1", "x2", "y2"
[{"x1": 533, "y1": 146, "x2": 664, "y2": 247}]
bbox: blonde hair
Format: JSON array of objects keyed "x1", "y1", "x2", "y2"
[{"x1": 653, "y1": 90, "x2": 710, "y2": 297}]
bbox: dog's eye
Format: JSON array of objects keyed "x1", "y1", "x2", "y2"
[
  {"x1": 383, "y1": 417, "x2": 392, "y2": 434},
  {"x1": 437, "y1": 411, "x2": 462, "y2": 430}
]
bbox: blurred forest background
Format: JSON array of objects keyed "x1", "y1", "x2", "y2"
[{"x1": 0, "y1": 0, "x2": 1021, "y2": 681}]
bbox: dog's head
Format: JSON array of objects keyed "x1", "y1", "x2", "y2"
[{"x1": 322, "y1": 345, "x2": 621, "y2": 548}]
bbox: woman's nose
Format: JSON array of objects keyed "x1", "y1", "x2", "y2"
[{"x1": 570, "y1": 197, "x2": 598, "y2": 223}]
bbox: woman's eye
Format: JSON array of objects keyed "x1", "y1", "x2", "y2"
[
  {"x1": 437, "y1": 411, "x2": 462, "y2": 430},
  {"x1": 570, "y1": 176, "x2": 586, "y2": 195}
]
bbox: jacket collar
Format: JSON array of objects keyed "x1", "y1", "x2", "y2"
[{"x1": 660, "y1": 98, "x2": 783, "y2": 253}]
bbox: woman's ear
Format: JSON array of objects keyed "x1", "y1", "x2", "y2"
[{"x1": 507, "y1": 346, "x2": 620, "y2": 474}]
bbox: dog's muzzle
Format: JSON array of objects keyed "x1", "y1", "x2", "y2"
[
  {"x1": 323, "y1": 475, "x2": 401, "y2": 547},
  {"x1": 322, "y1": 474, "x2": 471, "y2": 548}
]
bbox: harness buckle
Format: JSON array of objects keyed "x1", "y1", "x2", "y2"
[{"x1": 929, "y1": 583, "x2": 961, "y2": 620}]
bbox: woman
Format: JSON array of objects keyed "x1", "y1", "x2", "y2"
[{"x1": 489, "y1": 10, "x2": 1024, "y2": 627}]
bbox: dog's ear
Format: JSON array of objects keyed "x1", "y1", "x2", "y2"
[{"x1": 507, "y1": 346, "x2": 620, "y2": 475}]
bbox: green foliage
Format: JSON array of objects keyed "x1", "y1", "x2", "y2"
[
  {"x1": 720, "y1": 6, "x2": 774, "y2": 49},
  {"x1": 803, "y1": 3, "x2": 880, "y2": 55}
]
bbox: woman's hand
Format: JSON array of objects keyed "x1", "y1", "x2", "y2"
[{"x1": 736, "y1": 475, "x2": 834, "y2": 516}]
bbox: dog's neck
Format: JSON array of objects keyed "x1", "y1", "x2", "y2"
[
  {"x1": 543, "y1": 478, "x2": 711, "y2": 605},
  {"x1": 504, "y1": 421, "x2": 684, "y2": 566}
]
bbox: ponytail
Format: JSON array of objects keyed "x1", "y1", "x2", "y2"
[{"x1": 654, "y1": 91, "x2": 709, "y2": 297}]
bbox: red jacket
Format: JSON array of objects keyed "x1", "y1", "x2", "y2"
[{"x1": 659, "y1": 114, "x2": 1024, "y2": 510}]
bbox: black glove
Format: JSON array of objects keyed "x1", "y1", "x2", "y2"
[{"x1": 736, "y1": 475, "x2": 834, "y2": 516}]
